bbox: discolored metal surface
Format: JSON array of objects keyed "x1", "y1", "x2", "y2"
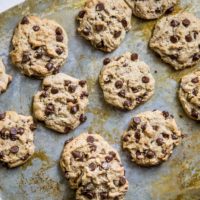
[{"x1": 0, "y1": 0, "x2": 200, "y2": 199}]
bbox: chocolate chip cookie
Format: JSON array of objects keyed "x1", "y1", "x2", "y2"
[
  {"x1": 0, "y1": 111, "x2": 36, "y2": 168},
  {"x1": 0, "y1": 58, "x2": 12, "y2": 94},
  {"x1": 60, "y1": 133, "x2": 128, "y2": 200},
  {"x1": 99, "y1": 52, "x2": 155, "y2": 110},
  {"x1": 33, "y1": 73, "x2": 89, "y2": 133},
  {"x1": 77, "y1": 0, "x2": 132, "y2": 52},
  {"x1": 125, "y1": 0, "x2": 177, "y2": 20},
  {"x1": 150, "y1": 12, "x2": 200, "y2": 70},
  {"x1": 10, "y1": 16, "x2": 68, "y2": 78},
  {"x1": 122, "y1": 110, "x2": 182, "y2": 166},
  {"x1": 179, "y1": 71, "x2": 200, "y2": 120}
]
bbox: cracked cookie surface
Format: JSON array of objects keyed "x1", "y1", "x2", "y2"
[
  {"x1": 33, "y1": 73, "x2": 89, "y2": 133},
  {"x1": 99, "y1": 52, "x2": 155, "y2": 110},
  {"x1": 150, "y1": 12, "x2": 200, "y2": 70},
  {"x1": 125, "y1": 0, "x2": 177, "y2": 19},
  {"x1": 0, "y1": 58, "x2": 12, "y2": 94},
  {"x1": 0, "y1": 111, "x2": 36, "y2": 168},
  {"x1": 77, "y1": 0, "x2": 132, "y2": 52},
  {"x1": 60, "y1": 133, "x2": 128, "y2": 200},
  {"x1": 10, "y1": 16, "x2": 68, "y2": 78},
  {"x1": 179, "y1": 71, "x2": 200, "y2": 120},
  {"x1": 122, "y1": 110, "x2": 182, "y2": 166}
]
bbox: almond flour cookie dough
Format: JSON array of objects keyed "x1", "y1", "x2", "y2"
[
  {"x1": 150, "y1": 12, "x2": 200, "y2": 70},
  {"x1": 60, "y1": 133, "x2": 128, "y2": 200},
  {"x1": 33, "y1": 73, "x2": 89, "y2": 133},
  {"x1": 125, "y1": 0, "x2": 177, "y2": 20},
  {"x1": 0, "y1": 58, "x2": 12, "y2": 94},
  {"x1": 99, "y1": 52, "x2": 155, "y2": 110},
  {"x1": 179, "y1": 71, "x2": 200, "y2": 120},
  {"x1": 122, "y1": 110, "x2": 182, "y2": 166},
  {"x1": 77, "y1": 0, "x2": 132, "y2": 52},
  {"x1": 0, "y1": 111, "x2": 36, "y2": 168},
  {"x1": 10, "y1": 16, "x2": 68, "y2": 78}
]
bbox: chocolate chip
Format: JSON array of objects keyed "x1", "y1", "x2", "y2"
[
  {"x1": 118, "y1": 90, "x2": 125, "y2": 98},
  {"x1": 35, "y1": 49, "x2": 43, "y2": 59},
  {"x1": 115, "y1": 80, "x2": 123, "y2": 89},
  {"x1": 78, "y1": 10, "x2": 86, "y2": 18},
  {"x1": 45, "y1": 63, "x2": 54, "y2": 71},
  {"x1": 193, "y1": 31, "x2": 198, "y2": 39},
  {"x1": 0, "y1": 113, "x2": 5, "y2": 120},
  {"x1": 156, "y1": 138, "x2": 164, "y2": 146},
  {"x1": 170, "y1": 20, "x2": 180, "y2": 27},
  {"x1": 96, "y1": 3, "x2": 104, "y2": 11},
  {"x1": 80, "y1": 114, "x2": 87, "y2": 123},
  {"x1": 67, "y1": 98, "x2": 77, "y2": 104},
  {"x1": 33, "y1": 25, "x2": 40, "y2": 31},
  {"x1": 103, "y1": 58, "x2": 111, "y2": 65},
  {"x1": 45, "y1": 103, "x2": 55, "y2": 115},
  {"x1": 55, "y1": 27, "x2": 63, "y2": 35},
  {"x1": 136, "y1": 150, "x2": 142, "y2": 159},
  {"x1": 10, "y1": 134, "x2": 18, "y2": 141},
  {"x1": 64, "y1": 127, "x2": 71, "y2": 134},
  {"x1": 30, "y1": 124, "x2": 37, "y2": 131},
  {"x1": 82, "y1": 28, "x2": 90, "y2": 36},
  {"x1": 153, "y1": 125, "x2": 159, "y2": 131},
  {"x1": 56, "y1": 47, "x2": 63, "y2": 55},
  {"x1": 51, "y1": 88, "x2": 59, "y2": 94},
  {"x1": 162, "y1": 132, "x2": 169, "y2": 139},
  {"x1": 191, "y1": 108, "x2": 198, "y2": 119},
  {"x1": 170, "y1": 35, "x2": 179, "y2": 43},
  {"x1": 22, "y1": 52, "x2": 30, "y2": 63},
  {"x1": 95, "y1": 24, "x2": 104, "y2": 32},
  {"x1": 100, "y1": 192, "x2": 108, "y2": 199},
  {"x1": 193, "y1": 88, "x2": 198, "y2": 96},
  {"x1": 80, "y1": 91, "x2": 89, "y2": 99},
  {"x1": 40, "y1": 91, "x2": 48, "y2": 98},
  {"x1": 191, "y1": 77, "x2": 199, "y2": 83},
  {"x1": 79, "y1": 80, "x2": 87, "y2": 87},
  {"x1": 142, "y1": 76, "x2": 150, "y2": 83},
  {"x1": 123, "y1": 100, "x2": 132, "y2": 108},
  {"x1": 89, "y1": 162, "x2": 96, "y2": 171},
  {"x1": 21, "y1": 153, "x2": 30, "y2": 161},
  {"x1": 193, "y1": 53, "x2": 200, "y2": 61},
  {"x1": 109, "y1": 151, "x2": 116, "y2": 158},
  {"x1": 64, "y1": 80, "x2": 71, "y2": 86},
  {"x1": 82, "y1": 190, "x2": 95, "y2": 199},
  {"x1": 185, "y1": 34, "x2": 192, "y2": 42},
  {"x1": 10, "y1": 128, "x2": 17, "y2": 136},
  {"x1": 121, "y1": 19, "x2": 128, "y2": 28},
  {"x1": 114, "y1": 31, "x2": 121, "y2": 38},
  {"x1": 70, "y1": 105, "x2": 79, "y2": 114},
  {"x1": 21, "y1": 16, "x2": 29, "y2": 24},
  {"x1": 155, "y1": 7, "x2": 162, "y2": 14},
  {"x1": 53, "y1": 66, "x2": 60, "y2": 74},
  {"x1": 118, "y1": 176, "x2": 126, "y2": 186},
  {"x1": 141, "y1": 124, "x2": 146, "y2": 131},
  {"x1": 131, "y1": 87, "x2": 139, "y2": 93},
  {"x1": 134, "y1": 130, "x2": 140, "y2": 140},
  {"x1": 162, "y1": 111, "x2": 169, "y2": 119},
  {"x1": 17, "y1": 127, "x2": 24, "y2": 135},
  {"x1": 64, "y1": 137, "x2": 74, "y2": 145},
  {"x1": 172, "y1": 134, "x2": 178, "y2": 140},
  {"x1": 104, "y1": 75, "x2": 113, "y2": 83},
  {"x1": 68, "y1": 85, "x2": 77, "y2": 93},
  {"x1": 131, "y1": 53, "x2": 138, "y2": 61},
  {"x1": 146, "y1": 150, "x2": 155, "y2": 159},
  {"x1": 182, "y1": 18, "x2": 190, "y2": 27},
  {"x1": 133, "y1": 117, "x2": 141, "y2": 124},
  {"x1": 10, "y1": 146, "x2": 19, "y2": 154},
  {"x1": 56, "y1": 35, "x2": 63, "y2": 42},
  {"x1": 87, "y1": 135, "x2": 94, "y2": 143},
  {"x1": 105, "y1": 155, "x2": 113, "y2": 162},
  {"x1": 90, "y1": 144, "x2": 97, "y2": 152},
  {"x1": 101, "y1": 161, "x2": 109, "y2": 170},
  {"x1": 169, "y1": 54, "x2": 179, "y2": 60},
  {"x1": 123, "y1": 134, "x2": 130, "y2": 142},
  {"x1": 0, "y1": 151, "x2": 4, "y2": 158},
  {"x1": 165, "y1": 6, "x2": 174, "y2": 14},
  {"x1": 72, "y1": 151, "x2": 83, "y2": 161},
  {"x1": 0, "y1": 128, "x2": 8, "y2": 140}
]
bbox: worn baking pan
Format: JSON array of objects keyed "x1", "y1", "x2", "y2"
[{"x1": 0, "y1": 0, "x2": 200, "y2": 199}]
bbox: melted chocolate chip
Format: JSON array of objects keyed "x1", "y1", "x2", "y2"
[
  {"x1": 45, "y1": 103, "x2": 55, "y2": 115},
  {"x1": 165, "y1": 6, "x2": 174, "y2": 14},
  {"x1": 10, "y1": 146, "x2": 19, "y2": 154},
  {"x1": 51, "y1": 88, "x2": 59, "y2": 94},
  {"x1": 95, "y1": 24, "x2": 104, "y2": 32},
  {"x1": 156, "y1": 138, "x2": 164, "y2": 146},
  {"x1": 72, "y1": 151, "x2": 83, "y2": 161},
  {"x1": 96, "y1": 3, "x2": 104, "y2": 11},
  {"x1": 80, "y1": 114, "x2": 87, "y2": 123},
  {"x1": 82, "y1": 190, "x2": 95, "y2": 199},
  {"x1": 45, "y1": 63, "x2": 54, "y2": 71},
  {"x1": 68, "y1": 85, "x2": 77, "y2": 93},
  {"x1": 79, "y1": 80, "x2": 87, "y2": 87},
  {"x1": 22, "y1": 52, "x2": 30, "y2": 63},
  {"x1": 182, "y1": 18, "x2": 190, "y2": 27},
  {"x1": 21, "y1": 16, "x2": 29, "y2": 24},
  {"x1": 0, "y1": 113, "x2": 5, "y2": 120},
  {"x1": 131, "y1": 53, "x2": 138, "y2": 61},
  {"x1": 191, "y1": 77, "x2": 199, "y2": 83},
  {"x1": 114, "y1": 31, "x2": 121, "y2": 38},
  {"x1": 78, "y1": 10, "x2": 86, "y2": 18},
  {"x1": 185, "y1": 34, "x2": 192, "y2": 42},
  {"x1": 115, "y1": 80, "x2": 123, "y2": 89},
  {"x1": 118, "y1": 176, "x2": 126, "y2": 186},
  {"x1": 142, "y1": 76, "x2": 150, "y2": 83},
  {"x1": 103, "y1": 58, "x2": 111, "y2": 65},
  {"x1": 162, "y1": 132, "x2": 169, "y2": 139},
  {"x1": 33, "y1": 25, "x2": 40, "y2": 31},
  {"x1": 89, "y1": 162, "x2": 96, "y2": 171},
  {"x1": 170, "y1": 20, "x2": 180, "y2": 27},
  {"x1": 87, "y1": 136, "x2": 94, "y2": 143},
  {"x1": 193, "y1": 53, "x2": 200, "y2": 61},
  {"x1": 121, "y1": 19, "x2": 128, "y2": 28},
  {"x1": 118, "y1": 90, "x2": 125, "y2": 98},
  {"x1": 55, "y1": 27, "x2": 63, "y2": 35}
]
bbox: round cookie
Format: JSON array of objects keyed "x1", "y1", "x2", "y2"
[
  {"x1": 77, "y1": 0, "x2": 132, "y2": 52},
  {"x1": 10, "y1": 16, "x2": 68, "y2": 78},
  {"x1": 150, "y1": 12, "x2": 200, "y2": 70},
  {"x1": 99, "y1": 52, "x2": 155, "y2": 110},
  {"x1": 33, "y1": 73, "x2": 89, "y2": 133},
  {"x1": 60, "y1": 133, "x2": 128, "y2": 200},
  {"x1": 0, "y1": 58, "x2": 12, "y2": 94},
  {"x1": 179, "y1": 71, "x2": 200, "y2": 120},
  {"x1": 0, "y1": 111, "x2": 36, "y2": 168},
  {"x1": 122, "y1": 110, "x2": 182, "y2": 166},
  {"x1": 125, "y1": 0, "x2": 177, "y2": 20}
]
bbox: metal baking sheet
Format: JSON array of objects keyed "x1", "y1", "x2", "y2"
[{"x1": 0, "y1": 0, "x2": 200, "y2": 199}]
